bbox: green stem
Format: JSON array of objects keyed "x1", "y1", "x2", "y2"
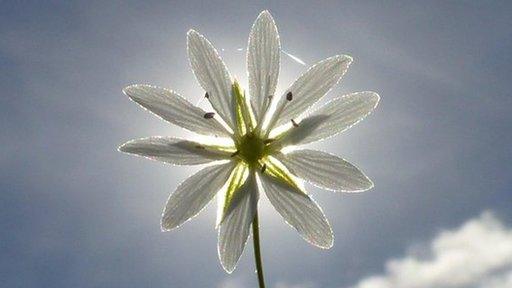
[{"x1": 252, "y1": 210, "x2": 266, "y2": 288}]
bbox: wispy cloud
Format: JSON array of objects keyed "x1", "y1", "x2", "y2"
[
  {"x1": 282, "y1": 50, "x2": 307, "y2": 66},
  {"x1": 350, "y1": 211, "x2": 512, "y2": 288}
]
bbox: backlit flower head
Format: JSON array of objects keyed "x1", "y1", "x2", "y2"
[{"x1": 119, "y1": 10, "x2": 379, "y2": 273}]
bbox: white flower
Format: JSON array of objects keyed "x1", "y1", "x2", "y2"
[{"x1": 119, "y1": 10, "x2": 379, "y2": 273}]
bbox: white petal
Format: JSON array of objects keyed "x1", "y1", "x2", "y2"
[
  {"x1": 247, "y1": 10, "x2": 280, "y2": 121},
  {"x1": 161, "y1": 162, "x2": 235, "y2": 230},
  {"x1": 187, "y1": 30, "x2": 236, "y2": 129},
  {"x1": 123, "y1": 85, "x2": 231, "y2": 137},
  {"x1": 275, "y1": 149, "x2": 373, "y2": 192},
  {"x1": 269, "y1": 55, "x2": 353, "y2": 129},
  {"x1": 218, "y1": 173, "x2": 258, "y2": 273},
  {"x1": 118, "y1": 137, "x2": 232, "y2": 165},
  {"x1": 278, "y1": 91, "x2": 380, "y2": 146},
  {"x1": 259, "y1": 173, "x2": 333, "y2": 248}
]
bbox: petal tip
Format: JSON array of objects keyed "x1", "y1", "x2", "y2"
[
  {"x1": 160, "y1": 217, "x2": 177, "y2": 232},
  {"x1": 320, "y1": 233, "x2": 335, "y2": 249},
  {"x1": 122, "y1": 84, "x2": 138, "y2": 96},
  {"x1": 117, "y1": 143, "x2": 127, "y2": 153},
  {"x1": 353, "y1": 173, "x2": 375, "y2": 192},
  {"x1": 356, "y1": 91, "x2": 380, "y2": 109},
  {"x1": 310, "y1": 234, "x2": 334, "y2": 249},
  {"x1": 223, "y1": 267, "x2": 235, "y2": 274},
  {"x1": 323, "y1": 241, "x2": 334, "y2": 249},
  {"x1": 371, "y1": 92, "x2": 381, "y2": 105},
  {"x1": 220, "y1": 261, "x2": 235, "y2": 274},
  {"x1": 365, "y1": 178, "x2": 375, "y2": 191},
  {"x1": 363, "y1": 91, "x2": 381, "y2": 110},
  {"x1": 351, "y1": 180, "x2": 374, "y2": 193},
  {"x1": 258, "y1": 10, "x2": 273, "y2": 20},
  {"x1": 217, "y1": 247, "x2": 237, "y2": 274},
  {"x1": 160, "y1": 210, "x2": 176, "y2": 232},
  {"x1": 187, "y1": 29, "x2": 199, "y2": 36},
  {"x1": 338, "y1": 54, "x2": 353, "y2": 65},
  {"x1": 117, "y1": 139, "x2": 136, "y2": 153},
  {"x1": 122, "y1": 84, "x2": 150, "y2": 101},
  {"x1": 187, "y1": 29, "x2": 203, "y2": 44}
]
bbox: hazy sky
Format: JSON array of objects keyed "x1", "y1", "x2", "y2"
[{"x1": 1, "y1": 1, "x2": 511, "y2": 287}]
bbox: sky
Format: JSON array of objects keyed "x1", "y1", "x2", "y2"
[{"x1": 1, "y1": 1, "x2": 511, "y2": 287}]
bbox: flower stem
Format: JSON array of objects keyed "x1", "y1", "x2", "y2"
[{"x1": 252, "y1": 210, "x2": 266, "y2": 288}]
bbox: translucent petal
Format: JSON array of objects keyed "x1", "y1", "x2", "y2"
[
  {"x1": 161, "y1": 162, "x2": 235, "y2": 230},
  {"x1": 187, "y1": 30, "x2": 236, "y2": 129},
  {"x1": 218, "y1": 173, "x2": 258, "y2": 273},
  {"x1": 247, "y1": 10, "x2": 280, "y2": 121},
  {"x1": 263, "y1": 156, "x2": 300, "y2": 190},
  {"x1": 123, "y1": 84, "x2": 231, "y2": 137},
  {"x1": 232, "y1": 81, "x2": 254, "y2": 135},
  {"x1": 118, "y1": 137, "x2": 233, "y2": 165},
  {"x1": 216, "y1": 163, "x2": 249, "y2": 226},
  {"x1": 278, "y1": 91, "x2": 380, "y2": 146},
  {"x1": 259, "y1": 173, "x2": 333, "y2": 248},
  {"x1": 275, "y1": 149, "x2": 373, "y2": 192},
  {"x1": 269, "y1": 55, "x2": 352, "y2": 129}
]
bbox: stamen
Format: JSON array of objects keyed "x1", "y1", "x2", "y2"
[
  {"x1": 195, "y1": 145, "x2": 205, "y2": 149},
  {"x1": 261, "y1": 164, "x2": 267, "y2": 173},
  {"x1": 286, "y1": 91, "x2": 293, "y2": 101},
  {"x1": 205, "y1": 92, "x2": 209, "y2": 98},
  {"x1": 230, "y1": 150, "x2": 240, "y2": 157},
  {"x1": 291, "y1": 119, "x2": 299, "y2": 127},
  {"x1": 203, "y1": 112, "x2": 215, "y2": 119}
]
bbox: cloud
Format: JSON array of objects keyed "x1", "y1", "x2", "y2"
[
  {"x1": 351, "y1": 212, "x2": 512, "y2": 288},
  {"x1": 218, "y1": 212, "x2": 512, "y2": 288}
]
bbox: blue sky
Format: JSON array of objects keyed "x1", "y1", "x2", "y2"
[{"x1": 1, "y1": 1, "x2": 511, "y2": 287}]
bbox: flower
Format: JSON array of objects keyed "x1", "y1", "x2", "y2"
[{"x1": 119, "y1": 10, "x2": 379, "y2": 273}]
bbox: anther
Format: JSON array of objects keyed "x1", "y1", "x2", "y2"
[
  {"x1": 204, "y1": 92, "x2": 209, "y2": 98},
  {"x1": 286, "y1": 91, "x2": 293, "y2": 101},
  {"x1": 291, "y1": 119, "x2": 299, "y2": 127},
  {"x1": 203, "y1": 112, "x2": 215, "y2": 119},
  {"x1": 230, "y1": 150, "x2": 240, "y2": 157},
  {"x1": 261, "y1": 164, "x2": 267, "y2": 173}
]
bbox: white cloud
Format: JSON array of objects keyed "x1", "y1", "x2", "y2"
[
  {"x1": 217, "y1": 212, "x2": 512, "y2": 288},
  {"x1": 351, "y1": 212, "x2": 512, "y2": 288}
]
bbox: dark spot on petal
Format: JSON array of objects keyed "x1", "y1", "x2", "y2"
[
  {"x1": 203, "y1": 112, "x2": 215, "y2": 119},
  {"x1": 291, "y1": 119, "x2": 299, "y2": 127},
  {"x1": 205, "y1": 92, "x2": 209, "y2": 98},
  {"x1": 286, "y1": 91, "x2": 293, "y2": 101},
  {"x1": 195, "y1": 145, "x2": 205, "y2": 149},
  {"x1": 230, "y1": 150, "x2": 240, "y2": 157},
  {"x1": 261, "y1": 164, "x2": 267, "y2": 173}
]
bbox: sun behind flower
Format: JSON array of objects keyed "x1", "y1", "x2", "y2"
[{"x1": 119, "y1": 10, "x2": 380, "y2": 274}]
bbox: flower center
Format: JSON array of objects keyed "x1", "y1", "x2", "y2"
[{"x1": 237, "y1": 133, "x2": 265, "y2": 166}]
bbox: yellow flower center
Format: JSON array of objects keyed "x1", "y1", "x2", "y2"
[{"x1": 237, "y1": 133, "x2": 265, "y2": 166}]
